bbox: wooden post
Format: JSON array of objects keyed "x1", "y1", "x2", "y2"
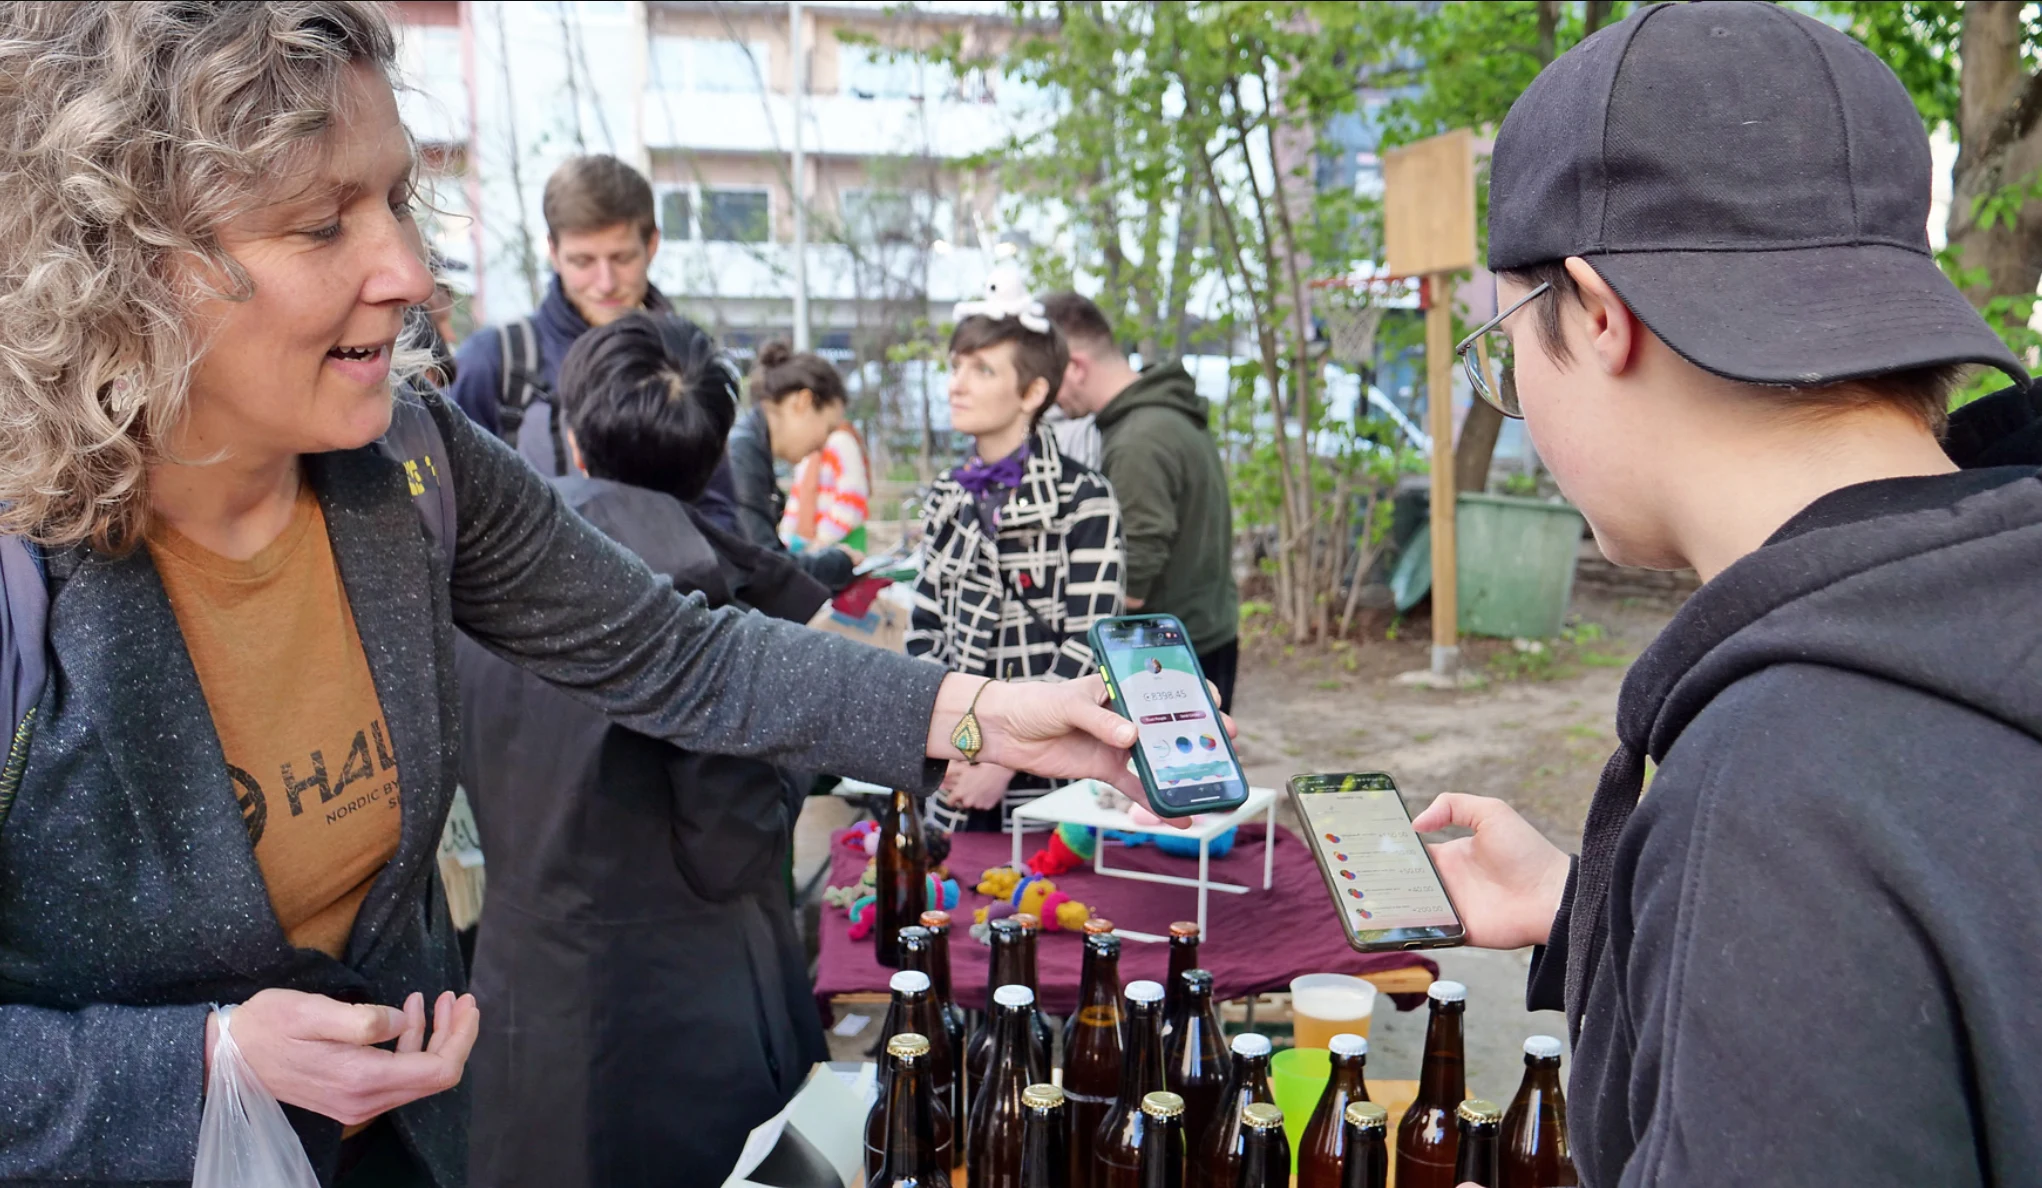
[
  {"x1": 1425, "y1": 277, "x2": 1459, "y2": 676},
  {"x1": 1383, "y1": 129, "x2": 1476, "y2": 680}
]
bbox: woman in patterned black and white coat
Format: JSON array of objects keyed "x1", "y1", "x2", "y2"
[{"x1": 908, "y1": 304, "x2": 1125, "y2": 831}]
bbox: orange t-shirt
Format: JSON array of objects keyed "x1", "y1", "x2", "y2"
[{"x1": 149, "y1": 485, "x2": 403, "y2": 958}]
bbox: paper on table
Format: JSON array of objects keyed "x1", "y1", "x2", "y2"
[{"x1": 723, "y1": 1063, "x2": 876, "y2": 1188}]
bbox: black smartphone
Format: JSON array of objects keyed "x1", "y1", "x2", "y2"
[
  {"x1": 1087, "y1": 614, "x2": 1249, "y2": 818},
  {"x1": 1288, "y1": 772, "x2": 1466, "y2": 952}
]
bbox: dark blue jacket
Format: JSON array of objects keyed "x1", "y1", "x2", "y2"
[{"x1": 447, "y1": 278, "x2": 738, "y2": 531}]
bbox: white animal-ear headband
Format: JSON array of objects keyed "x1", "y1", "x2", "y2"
[{"x1": 953, "y1": 266, "x2": 1050, "y2": 335}]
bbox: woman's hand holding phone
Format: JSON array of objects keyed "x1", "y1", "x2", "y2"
[{"x1": 1409, "y1": 793, "x2": 1572, "y2": 951}]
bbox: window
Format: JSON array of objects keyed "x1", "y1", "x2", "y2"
[
  {"x1": 658, "y1": 189, "x2": 694, "y2": 241},
  {"x1": 839, "y1": 43, "x2": 920, "y2": 100},
  {"x1": 704, "y1": 189, "x2": 770, "y2": 243},
  {"x1": 649, "y1": 36, "x2": 768, "y2": 94},
  {"x1": 840, "y1": 189, "x2": 953, "y2": 246}
]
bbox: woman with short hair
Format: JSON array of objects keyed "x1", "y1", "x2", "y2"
[{"x1": 0, "y1": 5, "x2": 1151, "y2": 1183}]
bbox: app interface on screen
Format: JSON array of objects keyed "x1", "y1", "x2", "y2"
[
  {"x1": 1102, "y1": 622, "x2": 1244, "y2": 807},
  {"x1": 1298, "y1": 777, "x2": 1459, "y2": 934}
]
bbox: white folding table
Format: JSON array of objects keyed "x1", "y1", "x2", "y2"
[{"x1": 1006, "y1": 780, "x2": 1279, "y2": 942}]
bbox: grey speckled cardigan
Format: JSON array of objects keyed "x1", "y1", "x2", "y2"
[{"x1": 0, "y1": 388, "x2": 945, "y2": 1187}]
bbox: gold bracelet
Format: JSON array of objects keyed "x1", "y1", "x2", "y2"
[{"x1": 950, "y1": 678, "x2": 996, "y2": 765}]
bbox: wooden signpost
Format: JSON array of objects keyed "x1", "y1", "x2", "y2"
[{"x1": 1382, "y1": 128, "x2": 1478, "y2": 679}]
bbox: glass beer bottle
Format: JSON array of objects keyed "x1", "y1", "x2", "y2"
[
  {"x1": 1297, "y1": 1033, "x2": 1371, "y2": 1188},
  {"x1": 1164, "y1": 969, "x2": 1228, "y2": 1150},
  {"x1": 1021, "y1": 1083, "x2": 1071, "y2": 1188},
  {"x1": 876, "y1": 788, "x2": 927, "y2": 968},
  {"x1": 884, "y1": 960, "x2": 958, "y2": 1172},
  {"x1": 1394, "y1": 980, "x2": 1466, "y2": 1188},
  {"x1": 900, "y1": 927, "x2": 963, "y2": 1142},
  {"x1": 1233, "y1": 1103, "x2": 1290, "y2": 1188},
  {"x1": 1063, "y1": 930, "x2": 1124, "y2": 1188},
  {"x1": 1162, "y1": 922, "x2": 1201, "y2": 1033},
  {"x1": 1340, "y1": 1102, "x2": 1389, "y2": 1188},
  {"x1": 919, "y1": 909, "x2": 971, "y2": 1081},
  {"x1": 970, "y1": 920, "x2": 1032, "y2": 1091},
  {"x1": 1453, "y1": 1100, "x2": 1502, "y2": 1188},
  {"x1": 1014, "y1": 911, "x2": 1057, "y2": 1060},
  {"x1": 869, "y1": 1033, "x2": 951, "y2": 1188},
  {"x1": 1500, "y1": 1035, "x2": 1576, "y2": 1188},
  {"x1": 1138, "y1": 1091, "x2": 1186, "y2": 1188},
  {"x1": 1190, "y1": 1033, "x2": 1274, "y2": 1188},
  {"x1": 971, "y1": 984, "x2": 1043, "y2": 1188},
  {"x1": 1094, "y1": 979, "x2": 1168, "y2": 1188}
]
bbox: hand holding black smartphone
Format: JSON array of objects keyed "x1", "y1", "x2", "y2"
[
  {"x1": 1087, "y1": 614, "x2": 1249, "y2": 818},
  {"x1": 1290, "y1": 772, "x2": 1465, "y2": 952}
]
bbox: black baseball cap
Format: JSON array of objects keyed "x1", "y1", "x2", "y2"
[{"x1": 1489, "y1": 1, "x2": 2029, "y2": 390}]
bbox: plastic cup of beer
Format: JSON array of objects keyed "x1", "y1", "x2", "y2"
[{"x1": 1289, "y1": 973, "x2": 1377, "y2": 1048}]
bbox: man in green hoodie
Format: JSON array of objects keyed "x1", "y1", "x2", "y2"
[{"x1": 1045, "y1": 293, "x2": 1241, "y2": 708}]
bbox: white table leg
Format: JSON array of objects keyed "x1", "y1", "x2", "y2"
[
  {"x1": 1198, "y1": 838, "x2": 1211, "y2": 936},
  {"x1": 1263, "y1": 798, "x2": 1276, "y2": 891},
  {"x1": 1011, "y1": 817, "x2": 1022, "y2": 871}
]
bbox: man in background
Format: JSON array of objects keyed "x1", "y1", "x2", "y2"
[
  {"x1": 1044, "y1": 292, "x2": 1240, "y2": 709},
  {"x1": 448, "y1": 153, "x2": 737, "y2": 526}
]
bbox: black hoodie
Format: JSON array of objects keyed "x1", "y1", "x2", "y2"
[{"x1": 1527, "y1": 467, "x2": 2042, "y2": 1186}]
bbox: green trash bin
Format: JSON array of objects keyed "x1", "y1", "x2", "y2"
[{"x1": 1455, "y1": 493, "x2": 1586, "y2": 639}]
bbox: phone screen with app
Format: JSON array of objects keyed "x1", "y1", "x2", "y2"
[
  {"x1": 1290, "y1": 773, "x2": 1464, "y2": 950},
  {"x1": 1092, "y1": 616, "x2": 1248, "y2": 815}
]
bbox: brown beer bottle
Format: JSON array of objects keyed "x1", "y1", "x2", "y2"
[
  {"x1": 876, "y1": 788, "x2": 927, "y2": 968},
  {"x1": 1138, "y1": 1091, "x2": 1186, "y2": 1188},
  {"x1": 1233, "y1": 1103, "x2": 1290, "y2": 1188},
  {"x1": 919, "y1": 910, "x2": 972, "y2": 1078},
  {"x1": 1339, "y1": 1102, "x2": 1389, "y2": 1188},
  {"x1": 1394, "y1": 980, "x2": 1466, "y2": 1188},
  {"x1": 1094, "y1": 979, "x2": 1168, "y2": 1188},
  {"x1": 1021, "y1": 1084, "x2": 1072, "y2": 1188},
  {"x1": 869, "y1": 1033, "x2": 952, "y2": 1188},
  {"x1": 1452, "y1": 1100, "x2": 1502, "y2": 1188},
  {"x1": 1163, "y1": 969, "x2": 1228, "y2": 1150},
  {"x1": 1014, "y1": 912, "x2": 1058, "y2": 1059},
  {"x1": 1500, "y1": 1036, "x2": 1576, "y2": 1188},
  {"x1": 970, "y1": 984, "x2": 1042, "y2": 1188},
  {"x1": 1296, "y1": 1033, "x2": 1372, "y2": 1188},
  {"x1": 1162, "y1": 922, "x2": 1201, "y2": 1033},
  {"x1": 971, "y1": 921, "x2": 1040, "y2": 1092},
  {"x1": 881, "y1": 962, "x2": 958, "y2": 1173},
  {"x1": 900, "y1": 926, "x2": 964, "y2": 1139},
  {"x1": 1189, "y1": 1033, "x2": 1274, "y2": 1188},
  {"x1": 1063, "y1": 930, "x2": 1124, "y2": 1188}
]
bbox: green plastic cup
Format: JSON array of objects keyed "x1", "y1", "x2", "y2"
[{"x1": 1269, "y1": 1046, "x2": 1332, "y2": 1174}]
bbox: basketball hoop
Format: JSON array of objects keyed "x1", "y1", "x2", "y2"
[{"x1": 1310, "y1": 273, "x2": 1417, "y2": 369}]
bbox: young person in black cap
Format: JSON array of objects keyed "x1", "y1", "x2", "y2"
[{"x1": 1410, "y1": 4, "x2": 2042, "y2": 1184}]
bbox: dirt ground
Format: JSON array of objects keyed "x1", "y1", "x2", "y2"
[{"x1": 1230, "y1": 581, "x2": 1685, "y2": 847}]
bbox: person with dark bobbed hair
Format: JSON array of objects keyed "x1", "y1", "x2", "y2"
[
  {"x1": 453, "y1": 312, "x2": 835, "y2": 1187},
  {"x1": 727, "y1": 341, "x2": 859, "y2": 591}
]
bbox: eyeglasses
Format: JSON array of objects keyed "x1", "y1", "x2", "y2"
[{"x1": 1453, "y1": 281, "x2": 1549, "y2": 419}]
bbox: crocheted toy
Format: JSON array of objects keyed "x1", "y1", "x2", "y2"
[
  {"x1": 952, "y1": 265, "x2": 1050, "y2": 334},
  {"x1": 1038, "y1": 889, "x2": 1091, "y2": 932},
  {"x1": 841, "y1": 820, "x2": 880, "y2": 855},
  {"x1": 1026, "y1": 823, "x2": 1097, "y2": 876},
  {"x1": 823, "y1": 858, "x2": 878, "y2": 910},
  {"x1": 846, "y1": 895, "x2": 879, "y2": 940},
  {"x1": 977, "y1": 865, "x2": 1023, "y2": 899},
  {"x1": 1106, "y1": 825, "x2": 1237, "y2": 860},
  {"x1": 926, "y1": 872, "x2": 961, "y2": 912},
  {"x1": 971, "y1": 875, "x2": 1092, "y2": 934}
]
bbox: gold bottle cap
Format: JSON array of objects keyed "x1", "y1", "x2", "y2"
[
  {"x1": 1022, "y1": 1084, "x2": 1065, "y2": 1110},
  {"x1": 1013, "y1": 912, "x2": 1041, "y2": 932},
  {"x1": 1168, "y1": 921, "x2": 1200, "y2": 939},
  {"x1": 919, "y1": 910, "x2": 952, "y2": 930},
  {"x1": 1140, "y1": 1091, "x2": 1185, "y2": 1120},
  {"x1": 1241, "y1": 1102, "x2": 1284, "y2": 1131},
  {"x1": 1456, "y1": 1099, "x2": 1502, "y2": 1125},
  {"x1": 1083, "y1": 917, "x2": 1116, "y2": 935},
  {"x1": 887, "y1": 1033, "x2": 931, "y2": 1059},
  {"x1": 1344, "y1": 1101, "x2": 1389, "y2": 1132}
]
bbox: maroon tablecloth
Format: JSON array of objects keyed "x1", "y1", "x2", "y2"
[{"x1": 813, "y1": 822, "x2": 1438, "y2": 1018}]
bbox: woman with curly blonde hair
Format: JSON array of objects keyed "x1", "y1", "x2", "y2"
[{"x1": 0, "y1": 4, "x2": 1156, "y2": 1183}]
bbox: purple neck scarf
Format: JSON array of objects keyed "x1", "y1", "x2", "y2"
[{"x1": 953, "y1": 443, "x2": 1031, "y2": 499}]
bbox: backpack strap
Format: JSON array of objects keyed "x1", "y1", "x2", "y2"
[
  {"x1": 380, "y1": 393, "x2": 458, "y2": 580},
  {"x1": 494, "y1": 318, "x2": 550, "y2": 445},
  {"x1": 0, "y1": 535, "x2": 49, "y2": 831}
]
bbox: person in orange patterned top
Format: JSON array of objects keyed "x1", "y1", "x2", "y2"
[{"x1": 780, "y1": 422, "x2": 871, "y2": 553}]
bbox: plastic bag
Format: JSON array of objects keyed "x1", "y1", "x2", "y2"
[{"x1": 193, "y1": 1005, "x2": 321, "y2": 1188}]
